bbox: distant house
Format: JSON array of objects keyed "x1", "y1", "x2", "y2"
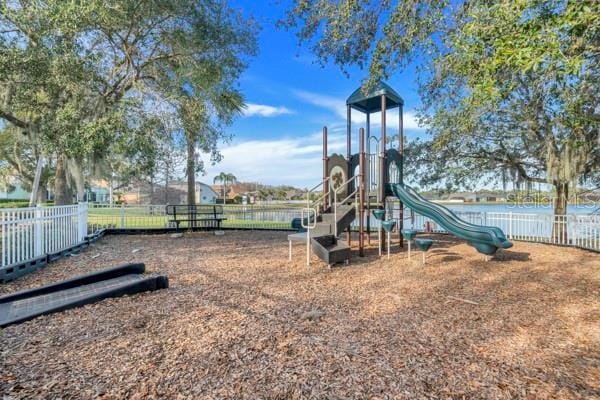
[
  {"x1": 212, "y1": 183, "x2": 265, "y2": 203},
  {"x1": 446, "y1": 191, "x2": 505, "y2": 203},
  {"x1": 476, "y1": 194, "x2": 496, "y2": 202},
  {"x1": 212, "y1": 182, "x2": 258, "y2": 201},
  {"x1": 447, "y1": 192, "x2": 476, "y2": 202},
  {"x1": 285, "y1": 189, "x2": 305, "y2": 200},
  {"x1": 474, "y1": 191, "x2": 506, "y2": 202},
  {"x1": 420, "y1": 192, "x2": 440, "y2": 201},
  {"x1": 121, "y1": 181, "x2": 218, "y2": 205},
  {"x1": 86, "y1": 180, "x2": 111, "y2": 203},
  {"x1": 197, "y1": 182, "x2": 219, "y2": 204},
  {"x1": 0, "y1": 178, "x2": 30, "y2": 200}
]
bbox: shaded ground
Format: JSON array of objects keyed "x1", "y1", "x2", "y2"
[{"x1": 0, "y1": 232, "x2": 598, "y2": 399}]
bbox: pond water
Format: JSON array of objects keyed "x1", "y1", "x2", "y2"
[{"x1": 441, "y1": 203, "x2": 597, "y2": 215}]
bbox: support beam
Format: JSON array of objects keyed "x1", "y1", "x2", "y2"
[
  {"x1": 380, "y1": 96, "x2": 387, "y2": 246},
  {"x1": 366, "y1": 112, "x2": 371, "y2": 245},
  {"x1": 359, "y1": 127, "x2": 365, "y2": 256},
  {"x1": 399, "y1": 104, "x2": 404, "y2": 247},
  {"x1": 346, "y1": 105, "x2": 352, "y2": 247},
  {"x1": 366, "y1": 112, "x2": 370, "y2": 191},
  {"x1": 346, "y1": 105, "x2": 351, "y2": 161},
  {"x1": 323, "y1": 126, "x2": 329, "y2": 211},
  {"x1": 380, "y1": 95, "x2": 386, "y2": 203}
]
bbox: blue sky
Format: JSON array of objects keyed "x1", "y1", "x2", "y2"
[{"x1": 200, "y1": 1, "x2": 426, "y2": 189}]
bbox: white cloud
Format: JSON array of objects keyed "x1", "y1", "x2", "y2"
[
  {"x1": 243, "y1": 103, "x2": 293, "y2": 117},
  {"x1": 198, "y1": 91, "x2": 425, "y2": 188},
  {"x1": 402, "y1": 111, "x2": 424, "y2": 131},
  {"x1": 293, "y1": 90, "x2": 348, "y2": 120},
  {"x1": 200, "y1": 131, "x2": 347, "y2": 188},
  {"x1": 293, "y1": 89, "x2": 424, "y2": 130}
]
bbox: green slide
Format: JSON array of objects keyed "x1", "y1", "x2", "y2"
[{"x1": 389, "y1": 183, "x2": 513, "y2": 255}]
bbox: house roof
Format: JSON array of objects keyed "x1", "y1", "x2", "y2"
[{"x1": 346, "y1": 81, "x2": 404, "y2": 113}]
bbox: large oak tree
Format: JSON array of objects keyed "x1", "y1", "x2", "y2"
[
  {"x1": 286, "y1": 0, "x2": 599, "y2": 225},
  {"x1": 0, "y1": 0, "x2": 256, "y2": 204}
]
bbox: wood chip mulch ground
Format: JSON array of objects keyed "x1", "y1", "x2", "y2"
[{"x1": 0, "y1": 231, "x2": 598, "y2": 399}]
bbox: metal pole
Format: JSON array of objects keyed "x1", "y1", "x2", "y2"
[
  {"x1": 366, "y1": 113, "x2": 371, "y2": 245},
  {"x1": 378, "y1": 227, "x2": 382, "y2": 256},
  {"x1": 359, "y1": 127, "x2": 365, "y2": 257},
  {"x1": 323, "y1": 126, "x2": 329, "y2": 210},
  {"x1": 306, "y1": 227, "x2": 310, "y2": 267},
  {"x1": 380, "y1": 95, "x2": 386, "y2": 246},
  {"x1": 346, "y1": 105, "x2": 352, "y2": 247},
  {"x1": 346, "y1": 105, "x2": 351, "y2": 161},
  {"x1": 399, "y1": 104, "x2": 404, "y2": 248},
  {"x1": 334, "y1": 191, "x2": 338, "y2": 236},
  {"x1": 387, "y1": 230, "x2": 391, "y2": 259},
  {"x1": 120, "y1": 204, "x2": 125, "y2": 228},
  {"x1": 380, "y1": 95, "x2": 387, "y2": 202},
  {"x1": 306, "y1": 212, "x2": 311, "y2": 267}
]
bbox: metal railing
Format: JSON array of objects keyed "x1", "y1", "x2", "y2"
[
  {"x1": 1, "y1": 203, "x2": 88, "y2": 267},
  {"x1": 88, "y1": 203, "x2": 305, "y2": 232},
  {"x1": 301, "y1": 207, "x2": 317, "y2": 266},
  {"x1": 305, "y1": 177, "x2": 331, "y2": 217},
  {"x1": 2, "y1": 203, "x2": 598, "y2": 269},
  {"x1": 334, "y1": 175, "x2": 359, "y2": 236}
]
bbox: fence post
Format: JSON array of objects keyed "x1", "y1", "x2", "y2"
[
  {"x1": 78, "y1": 202, "x2": 88, "y2": 241},
  {"x1": 34, "y1": 205, "x2": 43, "y2": 257},
  {"x1": 120, "y1": 204, "x2": 125, "y2": 229},
  {"x1": 508, "y1": 212, "x2": 513, "y2": 238},
  {"x1": 569, "y1": 214, "x2": 575, "y2": 246},
  {"x1": 483, "y1": 211, "x2": 487, "y2": 225},
  {"x1": 1, "y1": 211, "x2": 5, "y2": 267}
]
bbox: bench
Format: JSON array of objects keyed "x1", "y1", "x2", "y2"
[{"x1": 166, "y1": 205, "x2": 226, "y2": 230}]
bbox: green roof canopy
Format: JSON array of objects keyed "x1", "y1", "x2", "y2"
[{"x1": 346, "y1": 81, "x2": 404, "y2": 113}]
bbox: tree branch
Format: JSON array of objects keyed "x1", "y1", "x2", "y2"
[
  {"x1": 0, "y1": 12, "x2": 39, "y2": 46},
  {"x1": 0, "y1": 109, "x2": 29, "y2": 129}
]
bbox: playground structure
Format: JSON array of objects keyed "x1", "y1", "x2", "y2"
[{"x1": 295, "y1": 82, "x2": 513, "y2": 266}]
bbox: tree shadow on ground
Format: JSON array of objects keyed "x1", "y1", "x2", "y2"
[
  {"x1": 493, "y1": 249, "x2": 531, "y2": 262},
  {"x1": 2, "y1": 232, "x2": 596, "y2": 399}
]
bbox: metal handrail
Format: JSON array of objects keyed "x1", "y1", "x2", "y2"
[
  {"x1": 333, "y1": 175, "x2": 359, "y2": 236},
  {"x1": 301, "y1": 207, "x2": 317, "y2": 266},
  {"x1": 306, "y1": 177, "x2": 331, "y2": 214},
  {"x1": 312, "y1": 186, "x2": 333, "y2": 209}
]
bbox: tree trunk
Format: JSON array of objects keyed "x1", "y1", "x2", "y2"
[
  {"x1": 186, "y1": 137, "x2": 196, "y2": 205},
  {"x1": 29, "y1": 156, "x2": 44, "y2": 206},
  {"x1": 149, "y1": 175, "x2": 154, "y2": 205},
  {"x1": 69, "y1": 158, "x2": 86, "y2": 202},
  {"x1": 164, "y1": 176, "x2": 169, "y2": 204},
  {"x1": 552, "y1": 181, "x2": 568, "y2": 243},
  {"x1": 54, "y1": 155, "x2": 72, "y2": 205},
  {"x1": 36, "y1": 174, "x2": 48, "y2": 203}
]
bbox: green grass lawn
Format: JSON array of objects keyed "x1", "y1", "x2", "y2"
[{"x1": 87, "y1": 210, "x2": 293, "y2": 230}]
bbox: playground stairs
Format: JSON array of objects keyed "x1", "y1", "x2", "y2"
[{"x1": 310, "y1": 204, "x2": 355, "y2": 266}]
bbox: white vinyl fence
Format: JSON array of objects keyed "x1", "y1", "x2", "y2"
[
  {"x1": 91, "y1": 204, "x2": 599, "y2": 252},
  {"x1": 1, "y1": 203, "x2": 88, "y2": 267},
  {"x1": 87, "y1": 204, "x2": 304, "y2": 232},
  {"x1": 1, "y1": 203, "x2": 598, "y2": 269},
  {"x1": 382, "y1": 208, "x2": 600, "y2": 252}
]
